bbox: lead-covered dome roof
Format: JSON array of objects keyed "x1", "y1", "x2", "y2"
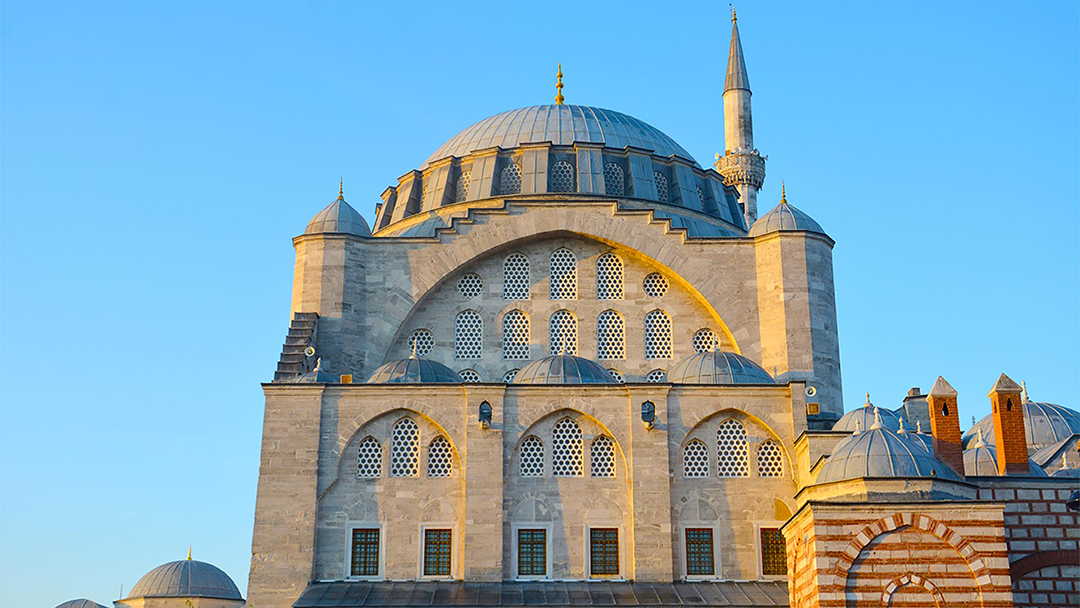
[
  {"x1": 963, "y1": 396, "x2": 1079, "y2": 454},
  {"x1": 963, "y1": 429, "x2": 1048, "y2": 477},
  {"x1": 366, "y1": 355, "x2": 462, "y2": 384},
  {"x1": 667, "y1": 350, "x2": 774, "y2": 384},
  {"x1": 55, "y1": 600, "x2": 109, "y2": 608},
  {"x1": 749, "y1": 200, "x2": 826, "y2": 237},
  {"x1": 817, "y1": 415, "x2": 963, "y2": 484},
  {"x1": 833, "y1": 395, "x2": 902, "y2": 433},
  {"x1": 514, "y1": 354, "x2": 615, "y2": 384},
  {"x1": 305, "y1": 194, "x2": 371, "y2": 237},
  {"x1": 424, "y1": 105, "x2": 697, "y2": 168},
  {"x1": 127, "y1": 559, "x2": 242, "y2": 600}
]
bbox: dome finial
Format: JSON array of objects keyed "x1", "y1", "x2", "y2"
[
  {"x1": 870, "y1": 407, "x2": 884, "y2": 430},
  {"x1": 864, "y1": 392, "x2": 871, "y2": 407},
  {"x1": 409, "y1": 341, "x2": 418, "y2": 359},
  {"x1": 916, "y1": 419, "x2": 924, "y2": 433},
  {"x1": 897, "y1": 417, "x2": 907, "y2": 435},
  {"x1": 338, "y1": 177, "x2": 344, "y2": 200},
  {"x1": 853, "y1": 419, "x2": 861, "y2": 435},
  {"x1": 187, "y1": 545, "x2": 192, "y2": 561},
  {"x1": 555, "y1": 63, "x2": 565, "y2": 105},
  {"x1": 972, "y1": 427, "x2": 987, "y2": 449},
  {"x1": 1022, "y1": 380, "x2": 1029, "y2": 402},
  {"x1": 730, "y1": 4, "x2": 736, "y2": 22}
]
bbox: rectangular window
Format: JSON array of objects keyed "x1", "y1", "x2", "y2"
[
  {"x1": 517, "y1": 528, "x2": 547, "y2": 576},
  {"x1": 350, "y1": 528, "x2": 380, "y2": 577},
  {"x1": 685, "y1": 528, "x2": 715, "y2": 576},
  {"x1": 589, "y1": 528, "x2": 619, "y2": 576},
  {"x1": 423, "y1": 529, "x2": 452, "y2": 576},
  {"x1": 760, "y1": 528, "x2": 787, "y2": 576}
]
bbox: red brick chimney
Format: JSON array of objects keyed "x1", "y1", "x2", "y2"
[
  {"x1": 926, "y1": 376, "x2": 964, "y2": 477},
  {"x1": 988, "y1": 373, "x2": 1030, "y2": 475}
]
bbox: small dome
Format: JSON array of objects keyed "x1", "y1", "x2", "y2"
[
  {"x1": 817, "y1": 414, "x2": 963, "y2": 484},
  {"x1": 366, "y1": 355, "x2": 461, "y2": 384},
  {"x1": 514, "y1": 354, "x2": 615, "y2": 384},
  {"x1": 963, "y1": 394, "x2": 1079, "y2": 454},
  {"x1": 127, "y1": 558, "x2": 242, "y2": 600},
  {"x1": 55, "y1": 600, "x2": 109, "y2": 608},
  {"x1": 1032, "y1": 434, "x2": 1080, "y2": 474},
  {"x1": 963, "y1": 430, "x2": 1048, "y2": 477},
  {"x1": 305, "y1": 193, "x2": 371, "y2": 237},
  {"x1": 667, "y1": 350, "x2": 774, "y2": 384},
  {"x1": 833, "y1": 395, "x2": 902, "y2": 433},
  {"x1": 749, "y1": 189, "x2": 826, "y2": 237}
]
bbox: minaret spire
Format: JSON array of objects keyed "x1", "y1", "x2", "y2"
[{"x1": 555, "y1": 64, "x2": 565, "y2": 105}]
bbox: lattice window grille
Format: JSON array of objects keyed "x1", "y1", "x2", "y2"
[
  {"x1": 551, "y1": 418, "x2": 584, "y2": 477},
  {"x1": 683, "y1": 439, "x2": 709, "y2": 478},
  {"x1": 603, "y1": 162, "x2": 624, "y2": 196},
  {"x1": 549, "y1": 249, "x2": 577, "y2": 300},
  {"x1": 519, "y1": 436, "x2": 544, "y2": 477},
  {"x1": 692, "y1": 329, "x2": 720, "y2": 353},
  {"x1": 642, "y1": 273, "x2": 669, "y2": 298},
  {"x1": 549, "y1": 160, "x2": 575, "y2": 192},
  {"x1": 549, "y1": 310, "x2": 578, "y2": 356},
  {"x1": 408, "y1": 329, "x2": 435, "y2": 357},
  {"x1": 646, "y1": 369, "x2": 667, "y2": 383},
  {"x1": 427, "y1": 436, "x2": 453, "y2": 477},
  {"x1": 596, "y1": 253, "x2": 624, "y2": 300},
  {"x1": 390, "y1": 418, "x2": 420, "y2": 477},
  {"x1": 500, "y1": 163, "x2": 522, "y2": 195},
  {"x1": 458, "y1": 369, "x2": 480, "y2": 383},
  {"x1": 502, "y1": 310, "x2": 530, "y2": 359},
  {"x1": 757, "y1": 441, "x2": 784, "y2": 477},
  {"x1": 456, "y1": 171, "x2": 471, "y2": 202},
  {"x1": 590, "y1": 436, "x2": 616, "y2": 477},
  {"x1": 503, "y1": 254, "x2": 530, "y2": 300},
  {"x1": 644, "y1": 310, "x2": 673, "y2": 359},
  {"x1": 596, "y1": 310, "x2": 625, "y2": 360},
  {"x1": 502, "y1": 369, "x2": 520, "y2": 383},
  {"x1": 607, "y1": 369, "x2": 624, "y2": 383},
  {"x1": 654, "y1": 172, "x2": 669, "y2": 202},
  {"x1": 455, "y1": 310, "x2": 483, "y2": 359},
  {"x1": 458, "y1": 273, "x2": 483, "y2": 299},
  {"x1": 717, "y1": 419, "x2": 749, "y2": 477},
  {"x1": 696, "y1": 185, "x2": 707, "y2": 209},
  {"x1": 357, "y1": 437, "x2": 382, "y2": 478}
]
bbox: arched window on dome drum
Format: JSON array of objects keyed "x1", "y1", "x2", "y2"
[
  {"x1": 551, "y1": 418, "x2": 583, "y2": 477},
  {"x1": 549, "y1": 248, "x2": 577, "y2": 300},
  {"x1": 757, "y1": 440, "x2": 783, "y2": 477},
  {"x1": 595, "y1": 253, "x2": 623, "y2": 300},
  {"x1": 549, "y1": 160, "x2": 575, "y2": 193},
  {"x1": 692, "y1": 329, "x2": 719, "y2": 354},
  {"x1": 549, "y1": 310, "x2": 578, "y2": 356},
  {"x1": 357, "y1": 437, "x2": 382, "y2": 478},
  {"x1": 603, "y1": 162, "x2": 624, "y2": 196},
  {"x1": 519, "y1": 436, "x2": 544, "y2": 477},
  {"x1": 502, "y1": 310, "x2": 530, "y2": 360},
  {"x1": 590, "y1": 436, "x2": 615, "y2": 477},
  {"x1": 683, "y1": 439, "x2": 709, "y2": 478},
  {"x1": 716, "y1": 419, "x2": 749, "y2": 477},
  {"x1": 455, "y1": 310, "x2": 482, "y2": 359},
  {"x1": 596, "y1": 310, "x2": 625, "y2": 360},
  {"x1": 390, "y1": 418, "x2": 420, "y2": 478},
  {"x1": 500, "y1": 163, "x2": 522, "y2": 195},
  {"x1": 456, "y1": 170, "x2": 471, "y2": 202},
  {"x1": 644, "y1": 310, "x2": 673, "y2": 359},
  {"x1": 503, "y1": 253, "x2": 530, "y2": 301},
  {"x1": 653, "y1": 171, "x2": 669, "y2": 202},
  {"x1": 427, "y1": 436, "x2": 453, "y2": 478}
]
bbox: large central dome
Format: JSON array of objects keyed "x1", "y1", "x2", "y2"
[{"x1": 423, "y1": 104, "x2": 697, "y2": 168}]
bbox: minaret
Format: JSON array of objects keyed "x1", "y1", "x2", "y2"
[{"x1": 716, "y1": 10, "x2": 766, "y2": 228}]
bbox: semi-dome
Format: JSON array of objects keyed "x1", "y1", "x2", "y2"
[
  {"x1": 305, "y1": 191, "x2": 371, "y2": 237},
  {"x1": 817, "y1": 412, "x2": 963, "y2": 484},
  {"x1": 667, "y1": 350, "x2": 774, "y2": 384},
  {"x1": 127, "y1": 557, "x2": 242, "y2": 600},
  {"x1": 424, "y1": 105, "x2": 697, "y2": 168},
  {"x1": 963, "y1": 392, "x2": 1079, "y2": 454},
  {"x1": 366, "y1": 355, "x2": 462, "y2": 384},
  {"x1": 963, "y1": 429, "x2": 1048, "y2": 477},
  {"x1": 833, "y1": 395, "x2": 902, "y2": 433},
  {"x1": 55, "y1": 600, "x2": 109, "y2": 608},
  {"x1": 514, "y1": 354, "x2": 616, "y2": 384},
  {"x1": 749, "y1": 188, "x2": 826, "y2": 237}
]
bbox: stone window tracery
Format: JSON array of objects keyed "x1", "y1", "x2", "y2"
[
  {"x1": 692, "y1": 329, "x2": 720, "y2": 353},
  {"x1": 757, "y1": 440, "x2": 784, "y2": 477},
  {"x1": 595, "y1": 253, "x2": 624, "y2": 300},
  {"x1": 519, "y1": 435, "x2": 544, "y2": 477},
  {"x1": 500, "y1": 162, "x2": 522, "y2": 195},
  {"x1": 502, "y1": 368, "x2": 520, "y2": 383},
  {"x1": 503, "y1": 253, "x2": 530, "y2": 300},
  {"x1": 551, "y1": 418, "x2": 584, "y2": 477},
  {"x1": 357, "y1": 437, "x2": 382, "y2": 478},
  {"x1": 458, "y1": 273, "x2": 483, "y2": 299},
  {"x1": 683, "y1": 439, "x2": 709, "y2": 477},
  {"x1": 646, "y1": 369, "x2": 667, "y2": 383},
  {"x1": 456, "y1": 170, "x2": 471, "y2": 202},
  {"x1": 590, "y1": 435, "x2": 615, "y2": 477},
  {"x1": 642, "y1": 272, "x2": 668, "y2": 298},
  {"x1": 603, "y1": 162, "x2": 624, "y2": 196},
  {"x1": 427, "y1": 436, "x2": 453, "y2": 477},
  {"x1": 458, "y1": 369, "x2": 480, "y2": 383},
  {"x1": 549, "y1": 310, "x2": 578, "y2": 355},
  {"x1": 607, "y1": 369, "x2": 624, "y2": 383},
  {"x1": 644, "y1": 309, "x2": 673, "y2": 359},
  {"x1": 408, "y1": 329, "x2": 435, "y2": 357},
  {"x1": 654, "y1": 171, "x2": 669, "y2": 202},
  {"x1": 716, "y1": 419, "x2": 749, "y2": 477},
  {"x1": 502, "y1": 310, "x2": 530, "y2": 360},
  {"x1": 549, "y1": 160, "x2": 575, "y2": 192},
  {"x1": 549, "y1": 248, "x2": 577, "y2": 300},
  {"x1": 596, "y1": 310, "x2": 625, "y2": 360},
  {"x1": 390, "y1": 418, "x2": 419, "y2": 478},
  {"x1": 454, "y1": 310, "x2": 482, "y2": 359}
]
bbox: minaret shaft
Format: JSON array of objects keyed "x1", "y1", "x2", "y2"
[{"x1": 716, "y1": 17, "x2": 766, "y2": 229}]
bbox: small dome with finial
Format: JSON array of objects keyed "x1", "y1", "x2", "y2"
[
  {"x1": 123, "y1": 549, "x2": 243, "y2": 602},
  {"x1": 962, "y1": 381, "x2": 1079, "y2": 454},
  {"x1": 963, "y1": 428, "x2": 1049, "y2": 477},
  {"x1": 833, "y1": 393, "x2": 902, "y2": 433},
  {"x1": 749, "y1": 183, "x2": 827, "y2": 237},
  {"x1": 304, "y1": 179, "x2": 371, "y2": 237}
]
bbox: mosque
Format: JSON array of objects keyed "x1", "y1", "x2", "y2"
[{"x1": 57, "y1": 14, "x2": 1078, "y2": 608}]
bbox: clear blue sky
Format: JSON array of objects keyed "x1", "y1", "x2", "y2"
[{"x1": 2, "y1": 1, "x2": 1077, "y2": 606}]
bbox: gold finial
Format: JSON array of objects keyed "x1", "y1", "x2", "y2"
[
  {"x1": 187, "y1": 546, "x2": 192, "y2": 561},
  {"x1": 781, "y1": 181, "x2": 787, "y2": 203},
  {"x1": 555, "y1": 63, "x2": 565, "y2": 105},
  {"x1": 338, "y1": 177, "x2": 344, "y2": 200},
  {"x1": 1022, "y1": 380, "x2": 1029, "y2": 402},
  {"x1": 730, "y1": 4, "x2": 737, "y2": 22}
]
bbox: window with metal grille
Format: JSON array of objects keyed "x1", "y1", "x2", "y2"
[
  {"x1": 519, "y1": 435, "x2": 544, "y2": 477},
  {"x1": 458, "y1": 273, "x2": 483, "y2": 299},
  {"x1": 517, "y1": 529, "x2": 547, "y2": 576},
  {"x1": 757, "y1": 441, "x2": 784, "y2": 477},
  {"x1": 423, "y1": 529, "x2": 452, "y2": 576},
  {"x1": 642, "y1": 272, "x2": 668, "y2": 298},
  {"x1": 500, "y1": 163, "x2": 522, "y2": 195},
  {"x1": 502, "y1": 368, "x2": 520, "y2": 383},
  {"x1": 589, "y1": 528, "x2": 619, "y2": 576},
  {"x1": 607, "y1": 369, "x2": 624, "y2": 383},
  {"x1": 454, "y1": 310, "x2": 482, "y2": 359},
  {"x1": 549, "y1": 160, "x2": 575, "y2": 192},
  {"x1": 603, "y1": 162, "x2": 624, "y2": 196},
  {"x1": 595, "y1": 253, "x2": 624, "y2": 300},
  {"x1": 717, "y1": 419, "x2": 749, "y2": 477},
  {"x1": 427, "y1": 436, "x2": 453, "y2": 477},
  {"x1": 696, "y1": 185, "x2": 707, "y2": 209},
  {"x1": 760, "y1": 528, "x2": 787, "y2": 575},
  {"x1": 692, "y1": 329, "x2": 719, "y2": 353},
  {"x1": 644, "y1": 310, "x2": 672, "y2": 359},
  {"x1": 646, "y1": 369, "x2": 667, "y2": 383},
  {"x1": 502, "y1": 310, "x2": 530, "y2": 359},
  {"x1": 350, "y1": 528, "x2": 380, "y2": 577},
  {"x1": 596, "y1": 310, "x2": 625, "y2": 360},
  {"x1": 549, "y1": 310, "x2": 578, "y2": 355},
  {"x1": 458, "y1": 369, "x2": 480, "y2": 383},
  {"x1": 503, "y1": 254, "x2": 530, "y2": 300},
  {"x1": 456, "y1": 170, "x2": 471, "y2": 202},
  {"x1": 551, "y1": 418, "x2": 583, "y2": 477},
  {"x1": 685, "y1": 528, "x2": 715, "y2": 576},
  {"x1": 683, "y1": 439, "x2": 709, "y2": 478},
  {"x1": 408, "y1": 329, "x2": 434, "y2": 357},
  {"x1": 590, "y1": 435, "x2": 615, "y2": 477},
  {"x1": 357, "y1": 437, "x2": 382, "y2": 478},
  {"x1": 549, "y1": 249, "x2": 577, "y2": 300},
  {"x1": 390, "y1": 418, "x2": 419, "y2": 477},
  {"x1": 653, "y1": 171, "x2": 669, "y2": 202}
]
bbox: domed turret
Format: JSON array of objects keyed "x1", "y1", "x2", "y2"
[
  {"x1": 817, "y1": 410, "x2": 962, "y2": 484},
  {"x1": 304, "y1": 182, "x2": 371, "y2": 237},
  {"x1": 962, "y1": 383, "x2": 1079, "y2": 454},
  {"x1": 963, "y1": 429, "x2": 1048, "y2": 477},
  {"x1": 366, "y1": 354, "x2": 462, "y2": 384},
  {"x1": 833, "y1": 393, "x2": 902, "y2": 433},
  {"x1": 55, "y1": 600, "x2": 109, "y2": 608},
  {"x1": 514, "y1": 354, "x2": 615, "y2": 384},
  {"x1": 122, "y1": 551, "x2": 243, "y2": 605},
  {"x1": 667, "y1": 349, "x2": 774, "y2": 384},
  {"x1": 748, "y1": 184, "x2": 826, "y2": 237}
]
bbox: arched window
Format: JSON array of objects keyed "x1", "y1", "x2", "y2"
[
  {"x1": 696, "y1": 184, "x2": 707, "y2": 209},
  {"x1": 757, "y1": 441, "x2": 784, "y2": 477},
  {"x1": 607, "y1": 369, "x2": 624, "y2": 383},
  {"x1": 457, "y1": 273, "x2": 483, "y2": 299},
  {"x1": 551, "y1": 418, "x2": 583, "y2": 477},
  {"x1": 596, "y1": 253, "x2": 624, "y2": 300},
  {"x1": 603, "y1": 162, "x2": 624, "y2": 196},
  {"x1": 408, "y1": 329, "x2": 435, "y2": 357},
  {"x1": 455, "y1": 310, "x2": 482, "y2": 359},
  {"x1": 683, "y1": 439, "x2": 709, "y2": 478},
  {"x1": 503, "y1": 253, "x2": 530, "y2": 300},
  {"x1": 549, "y1": 248, "x2": 577, "y2": 300},
  {"x1": 357, "y1": 437, "x2": 382, "y2": 478},
  {"x1": 692, "y1": 329, "x2": 719, "y2": 353},
  {"x1": 596, "y1": 310, "x2": 625, "y2": 360},
  {"x1": 390, "y1": 418, "x2": 420, "y2": 478},
  {"x1": 427, "y1": 436, "x2": 453, "y2": 477},
  {"x1": 644, "y1": 310, "x2": 673, "y2": 359},
  {"x1": 502, "y1": 310, "x2": 530, "y2": 359},
  {"x1": 458, "y1": 369, "x2": 480, "y2": 383},
  {"x1": 549, "y1": 310, "x2": 578, "y2": 355},
  {"x1": 502, "y1": 368, "x2": 520, "y2": 383},
  {"x1": 642, "y1": 272, "x2": 668, "y2": 298},
  {"x1": 653, "y1": 171, "x2": 669, "y2": 202},
  {"x1": 549, "y1": 160, "x2": 575, "y2": 192},
  {"x1": 716, "y1": 419, "x2": 749, "y2": 477},
  {"x1": 519, "y1": 436, "x2": 544, "y2": 477},
  {"x1": 500, "y1": 162, "x2": 522, "y2": 195},
  {"x1": 591, "y1": 436, "x2": 615, "y2": 477},
  {"x1": 456, "y1": 170, "x2": 471, "y2": 202},
  {"x1": 646, "y1": 369, "x2": 667, "y2": 383}
]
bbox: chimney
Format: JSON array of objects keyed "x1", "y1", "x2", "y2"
[
  {"x1": 988, "y1": 373, "x2": 1030, "y2": 475},
  {"x1": 926, "y1": 376, "x2": 964, "y2": 477}
]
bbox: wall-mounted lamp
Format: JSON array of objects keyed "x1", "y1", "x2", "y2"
[
  {"x1": 641, "y1": 401, "x2": 656, "y2": 430},
  {"x1": 479, "y1": 401, "x2": 492, "y2": 430}
]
